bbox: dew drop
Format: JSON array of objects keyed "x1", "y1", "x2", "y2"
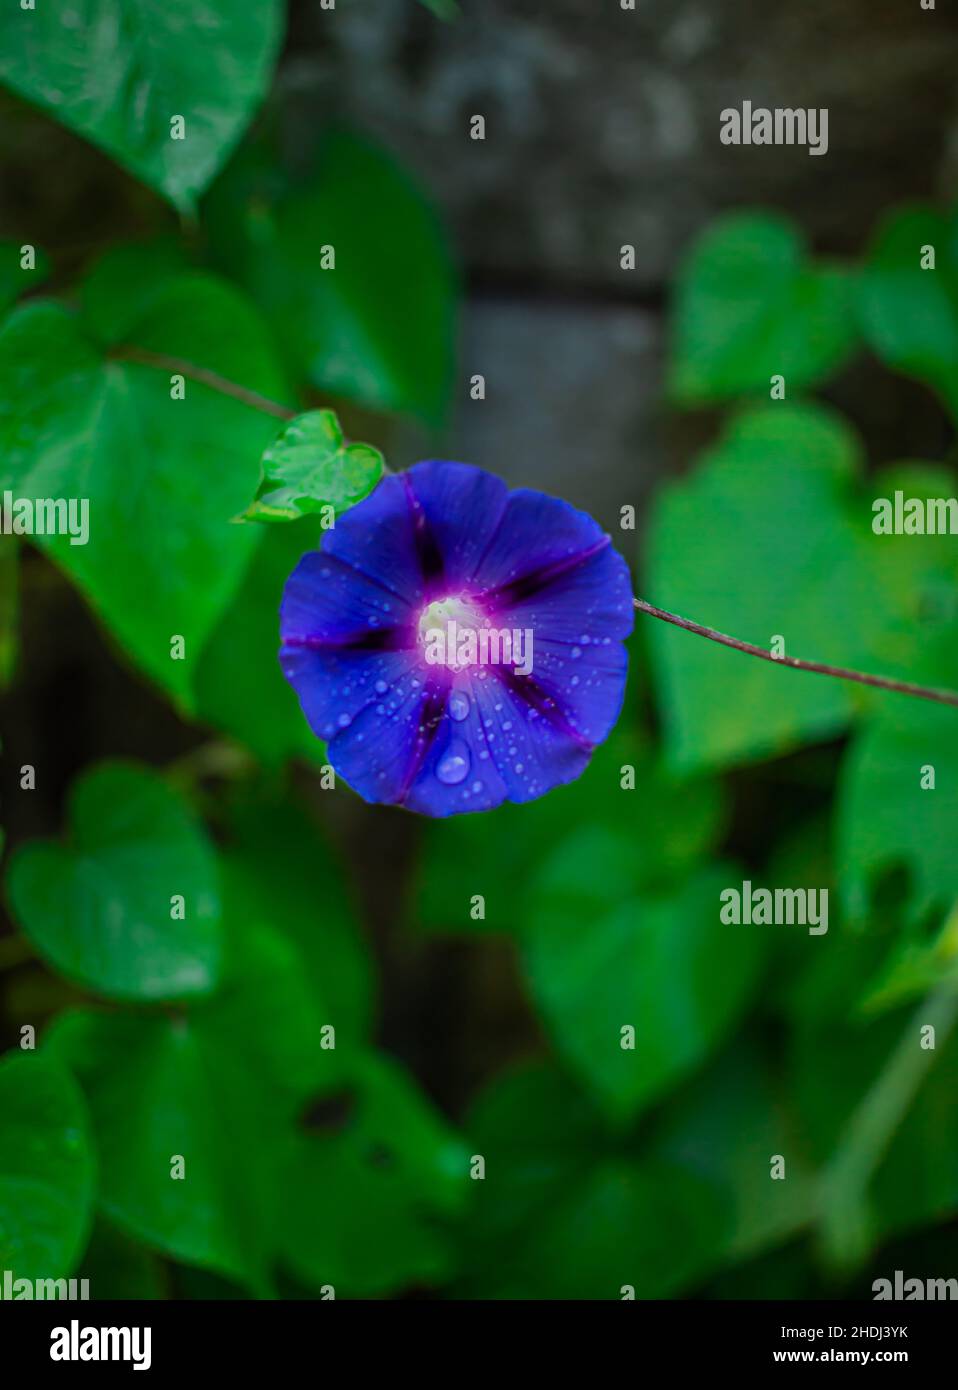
[
  {"x1": 337, "y1": 712, "x2": 352, "y2": 728},
  {"x1": 449, "y1": 690, "x2": 470, "y2": 722},
  {"x1": 571, "y1": 647, "x2": 582, "y2": 659},
  {"x1": 375, "y1": 680, "x2": 388, "y2": 694},
  {"x1": 436, "y1": 741, "x2": 470, "y2": 785},
  {"x1": 471, "y1": 781, "x2": 483, "y2": 793}
]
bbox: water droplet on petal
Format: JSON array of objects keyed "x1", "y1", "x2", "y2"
[
  {"x1": 374, "y1": 680, "x2": 388, "y2": 694},
  {"x1": 571, "y1": 647, "x2": 582, "y2": 659},
  {"x1": 448, "y1": 690, "x2": 470, "y2": 722},
  {"x1": 436, "y1": 741, "x2": 470, "y2": 785},
  {"x1": 337, "y1": 712, "x2": 352, "y2": 728}
]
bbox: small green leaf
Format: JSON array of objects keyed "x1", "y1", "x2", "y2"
[
  {"x1": 7, "y1": 761, "x2": 222, "y2": 1001},
  {"x1": 523, "y1": 828, "x2": 765, "y2": 1121},
  {"x1": 0, "y1": 1049, "x2": 95, "y2": 1282},
  {"x1": 669, "y1": 213, "x2": 856, "y2": 404},
  {"x1": 0, "y1": 1, "x2": 283, "y2": 211},
  {"x1": 239, "y1": 410, "x2": 384, "y2": 524},
  {"x1": 858, "y1": 204, "x2": 958, "y2": 420}
]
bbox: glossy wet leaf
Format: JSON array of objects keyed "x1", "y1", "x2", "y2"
[
  {"x1": 0, "y1": 1, "x2": 283, "y2": 211},
  {"x1": 240, "y1": 409, "x2": 384, "y2": 524},
  {"x1": 0, "y1": 265, "x2": 291, "y2": 706},
  {"x1": 7, "y1": 761, "x2": 222, "y2": 1001}
]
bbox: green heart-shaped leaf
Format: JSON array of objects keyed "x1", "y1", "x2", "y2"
[
  {"x1": 523, "y1": 827, "x2": 765, "y2": 1120},
  {"x1": 859, "y1": 204, "x2": 958, "y2": 420},
  {"x1": 669, "y1": 212, "x2": 856, "y2": 403},
  {"x1": 8, "y1": 761, "x2": 222, "y2": 1001},
  {"x1": 240, "y1": 409, "x2": 383, "y2": 523},
  {"x1": 0, "y1": 261, "x2": 291, "y2": 706},
  {"x1": 0, "y1": 1, "x2": 283, "y2": 211}
]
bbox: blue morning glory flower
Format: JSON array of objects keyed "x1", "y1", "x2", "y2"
[{"x1": 279, "y1": 461, "x2": 634, "y2": 816}]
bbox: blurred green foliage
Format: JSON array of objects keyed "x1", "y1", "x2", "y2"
[{"x1": 1, "y1": 1, "x2": 957, "y2": 1302}]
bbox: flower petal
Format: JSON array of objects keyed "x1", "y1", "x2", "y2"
[
  {"x1": 280, "y1": 551, "x2": 416, "y2": 648},
  {"x1": 321, "y1": 471, "x2": 426, "y2": 607},
  {"x1": 470, "y1": 488, "x2": 614, "y2": 603},
  {"x1": 403, "y1": 461, "x2": 510, "y2": 591}
]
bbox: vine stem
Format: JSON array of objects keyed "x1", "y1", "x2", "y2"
[
  {"x1": 109, "y1": 346, "x2": 296, "y2": 421},
  {"x1": 106, "y1": 346, "x2": 958, "y2": 712},
  {"x1": 634, "y1": 598, "x2": 958, "y2": 710}
]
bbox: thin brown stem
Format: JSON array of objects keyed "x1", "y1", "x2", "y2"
[
  {"x1": 109, "y1": 346, "x2": 296, "y2": 421},
  {"x1": 634, "y1": 597, "x2": 958, "y2": 710}
]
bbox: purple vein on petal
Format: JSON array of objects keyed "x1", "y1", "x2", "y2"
[
  {"x1": 496, "y1": 667, "x2": 595, "y2": 751},
  {"x1": 481, "y1": 535, "x2": 612, "y2": 609}
]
